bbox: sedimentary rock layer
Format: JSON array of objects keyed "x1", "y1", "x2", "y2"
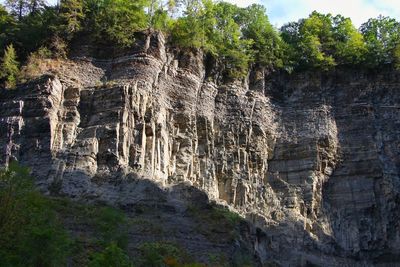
[{"x1": 1, "y1": 32, "x2": 399, "y2": 266}]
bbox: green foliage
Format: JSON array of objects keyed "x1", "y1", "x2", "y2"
[
  {"x1": 394, "y1": 43, "x2": 400, "y2": 70},
  {"x1": 210, "y1": 2, "x2": 253, "y2": 78},
  {"x1": 172, "y1": 1, "x2": 254, "y2": 78},
  {"x1": 138, "y1": 242, "x2": 183, "y2": 267},
  {"x1": 238, "y1": 4, "x2": 284, "y2": 68},
  {"x1": 187, "y1": 205, "x2": 241, "y2": 243},
  {"x1": 172, "y1": 0, "x2": 214, "y2": 50},
  {"x1": 0, "y1": 5, "x2": 17, "y2": 50},
  {"x1": 281, "y1": 12, "x2": 336, "y2": 70},
  {"x1": 148, "y1": 0, "x2": 176, "y2": 31},
  {"x1": 0, "y1": 44, "x2": 19, "y2": 88},
  {"x1": 2, "y1": 0, "x2": 400, "y2": 82},
  {"x1": 209, "y1": 206, "x2": 241, "y2": 226},
  {"x1": 360, "y1": 15, "x2": 400, "y2": 67},
  {"x1": 92, "y1": 206, "x2": 129, "y2": 249},
  {"x1": 281, "y1": 11, "x2": 371, "y2": 70},
  {"x1": 15, "y1": 6, "x2": 59, "y2": 58},
  {"x1": 59, "y1": 0, "x2": 85, "y2": 40},
  {"x1": 83, "y1": 0, "x2": 148, "y2": 47},
  {"x1": 5, "y1": 0, "x2": 46, "y2": 20},
  {"x1": 0, "y1": 162, "x2": 72, "y2": 267},
  {"x1": 332, "y1": 15, "x2": 367, "y2": 64},
  {"x1": 19, "y1": 45, "x2": 53, "y2": 82},
  {"x1": 89, "y1": 242, "x2": 133, "y2": 267},
  {"x1": 0, "y1": 165, "x2": 215, "y2": 267}
]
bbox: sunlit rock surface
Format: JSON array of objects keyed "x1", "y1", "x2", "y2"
[{"x1": 1, "y1": 32, "x2": 399, "y2": 266}]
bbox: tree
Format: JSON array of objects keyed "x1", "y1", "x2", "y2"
[
  {"x1": 27, "y1": 0, "x2": 46, "y2": 14},
  {"x1": 0, "y1": 44, "x2": 19, "y2": 89},
  {"x1": 83, "y1": 0, "x2": 148, "y2": 47},
  {"x1": 14, "y1": 6, "x2": 59, "y2": 58},
  {"x1": 0, "y1": 162, "x2": 71, "y2": 266},
  {"x1": 281, "y1": 11, "x2": 366, "y2": 70},
  {"x1": 5, "y1": 0, "x2": 46, "y2": 19},
  {"x1": 172, "y1": 0, "x2": 215, "y2": 49},
  {"x1": 210, "y1": 2, "x2": 253, "y2": 78},
  {"x1": 394, "y1": 43, "x2": 400, "y2": 69},
  {"x1": 5, "y1": 0, "x2": 27, "y2": 20},
  {"x1": 237, "y1": 4, "x2": 284, "y2": 69},
  {"x1": 0, "y1": 5, "x2": 17, "y2": 51},
  {"x1": 147, "y1": 0, "x2": 175, "y2": 31},
  {"x1": 332, "y1": 15, "x2": 367, "y2": 64},
  {"x1": 58, "y1": 0, "x2": 84, "y2": 39},
  {"x1": 360, "y1": 15, "x2": 400, "y2": 66},
  {"x1": 89, "y1": 242, "x2": 132, "y2": 267},
  {"x1": 281, "y1": 12, "x2": 336, "y2": 70}
]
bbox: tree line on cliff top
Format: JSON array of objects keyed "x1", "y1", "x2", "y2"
[{"x1": 1, "y1": 0, "x2": 400, "y2": 87}]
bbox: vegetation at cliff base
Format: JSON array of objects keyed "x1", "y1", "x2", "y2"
[
  {"x1": 0, "y1": 162, "x2": 71, "y2": 266},
  {"x1": 1, "y1": 162, "x2": 248, "y2": 266},
  {"x1": 0, "y1": 0, "x2": 400, "y2": 87}
]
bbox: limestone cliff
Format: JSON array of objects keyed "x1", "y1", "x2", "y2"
[{"x1": 1, "y1": 32, "x2": 399, "y2": 266}]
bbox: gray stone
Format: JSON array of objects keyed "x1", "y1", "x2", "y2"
[{"x1": 0, "y1": 31, "x2": 399, "y2": 266}]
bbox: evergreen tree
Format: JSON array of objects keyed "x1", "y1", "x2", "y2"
[
  {"x1": 27, "y1": 0, "x2": 46, "y2": 14},
  {"x1": 5, "y1": 0, "x2": 27, "y2": 20},
  {"x1": 0, "y1": 5, "x2": 17, "y2": 51},
  {"x1": 5, "y1": 0, "x2": 45, "y2": 19},
  {"x1": 0, "y1": 44, "x2": 19, "y2": 89},
  {"x1": 59, "y1": 0, "x2": 84, "y2": 39}
]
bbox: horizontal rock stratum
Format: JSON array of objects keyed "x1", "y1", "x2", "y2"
[{"x1": 1, "y1": 32, "x2": 399, "y2": 266}]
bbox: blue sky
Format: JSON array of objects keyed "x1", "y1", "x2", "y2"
[
  {"x1": 227, "y1": 0, "x2": 400, "y2": 27},
  {"x1": 4, "y1": 0, "x2": 400, "y2": 28}
]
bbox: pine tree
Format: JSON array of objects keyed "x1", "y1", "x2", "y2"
[
  {"x1": 59, "y1": 0, "x2": 84, "y2": 39},
  {"x1": 1, "y1": 44, "x2": 19, "y2": 89},
  {"x1": 27, "y1": 0, "x2": 46, "y2": 14},
  {"x1": 5, "y1": 0, "x2": 27, "y2": 20},
  {"x1": 5, "y1": 0, "x2": 45, "y2": 19}
]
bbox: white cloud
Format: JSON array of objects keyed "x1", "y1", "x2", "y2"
[
  {"x1": 227, "y1": 0, "x2": 400, "y2": 28},
  {"x1": 224, "y1": 0, "x2": 262, "y2": 7},
  {"x1": 7, "y1": 0, "x2": 399, "y2": 29}
]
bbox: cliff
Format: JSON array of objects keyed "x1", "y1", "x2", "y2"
[{"x1": 1, "y1": 32, "x2": 399, "y2": 266}]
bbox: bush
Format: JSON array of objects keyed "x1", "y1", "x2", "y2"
[
  {"x1": 89, "y1": 242, "x2": 133, "y2": 267},
  {"x1": 138, "y1": 242, "x2": 185, "y2": 267},
  {"x1": 0, "y1": 44, "x2": 19, "y2": 89},
  {"x1": 0, "y1": 162, "x2": 72, "y2": 267},
  {"x1": 92, "y1": 206, "x2": 129, "y2": 249}
]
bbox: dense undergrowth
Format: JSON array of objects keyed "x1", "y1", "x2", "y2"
[
  {"x1": 0, "y1": 162, "x2": 252, "y2": 267},
  {"x1": 0, "y1": 0, "x2": 400, "y2": 88}
]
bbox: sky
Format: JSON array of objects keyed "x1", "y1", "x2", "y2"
[
  {"x1": 6, "y1": 0, "x2": 400, "y2": 29},
  {"x1": 226, "y1": 0, "x2": 400, "y2": 28}
]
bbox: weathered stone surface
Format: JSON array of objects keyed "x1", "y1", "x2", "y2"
[{"x1": 1, "y1": 32, "x2": 399, "y2": 266}]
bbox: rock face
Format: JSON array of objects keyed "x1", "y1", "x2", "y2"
[{"x1": 1, "y1": 32, "x2": 399, "y2": 266}]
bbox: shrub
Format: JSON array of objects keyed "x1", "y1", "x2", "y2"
[
  {"x1": 89, "y1": 242, "x2": 133, "y2": 267},
  {"x1": 0, "y1": 44, "x2": 19, "y2": 89},
  {"x1": 92, "y1": 206, "x2": 129, "y2": 249},
  {"x1": 138, "y1": 242, "x2": 184, "y2": 267},
  {"x1": 0, "y1": 162, "x2": 72, "y2": 267}
]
